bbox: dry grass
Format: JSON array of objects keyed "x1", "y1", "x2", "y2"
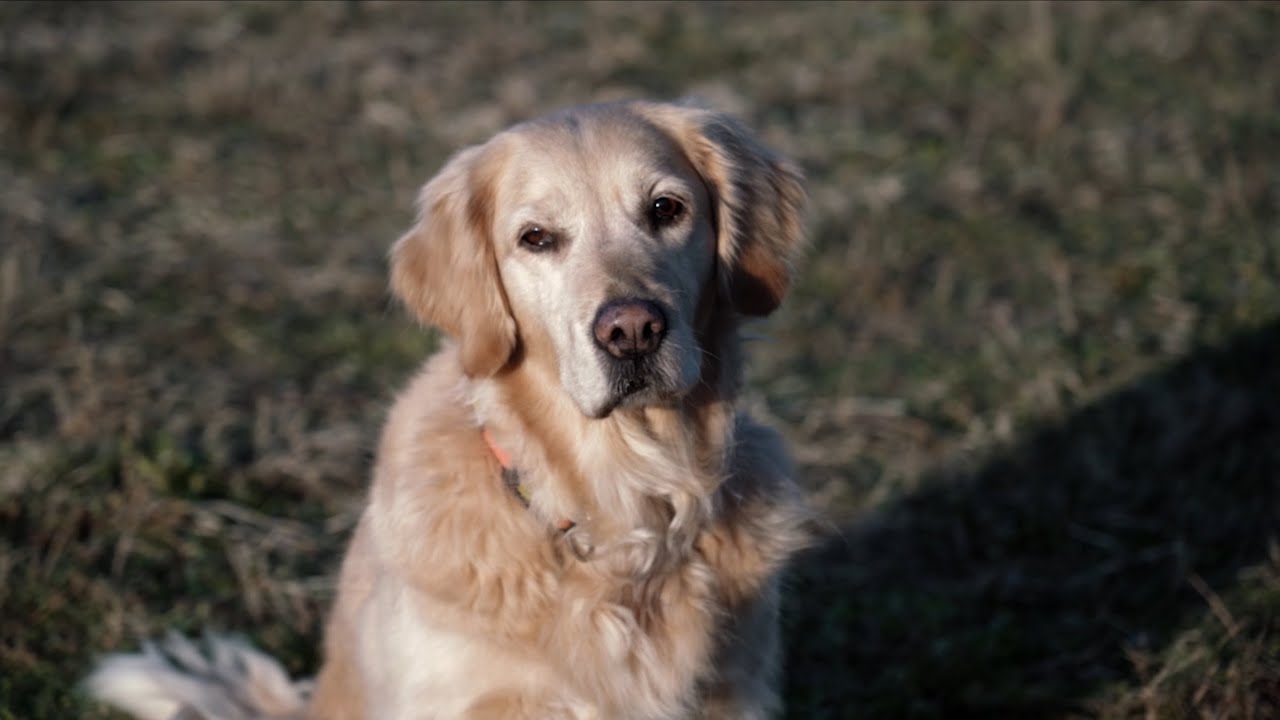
[{"x1": 1, "y1": 1, "x2": 1278, "y2": 717}]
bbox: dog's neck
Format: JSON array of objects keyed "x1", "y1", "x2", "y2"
[{"x1": 468, "y1": 322, "x2": 743, "y2": 561}]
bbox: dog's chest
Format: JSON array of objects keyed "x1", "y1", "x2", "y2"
[{"x1": 367, "y1": 542, "x2": 725, "y2": 719}]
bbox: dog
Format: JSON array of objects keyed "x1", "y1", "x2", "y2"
[{"x1": 87, "y1": 100, "x2": 811, "y2": 720}]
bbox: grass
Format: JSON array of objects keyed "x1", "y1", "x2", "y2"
[{"x1": 2, "y1": 1, "x2": 1278, "y2": 717}]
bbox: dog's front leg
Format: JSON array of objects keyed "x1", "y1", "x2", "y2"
[{"x1": 462, "y1": 690, "x2": 599, "y2": 720}]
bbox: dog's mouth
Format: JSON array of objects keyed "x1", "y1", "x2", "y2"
[
  {"x1": 611, "y1": 363, "x2": 650, "y2": 404},
  {"x1": 588, "y1": 355, "x2": 680, "y2": 417}
]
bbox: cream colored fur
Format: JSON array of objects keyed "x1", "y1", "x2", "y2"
[{"x1": 88, "y1": 100, "x2": 810, "y2": 720}]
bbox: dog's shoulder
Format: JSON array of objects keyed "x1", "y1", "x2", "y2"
[
  {"x1": 695, "y1": 413, "x2": 812, "y2": 606},
  {"x1": 727, "y1": 414, "x2": 795, "y2": 492},
  {"x1": 363, "y1": 343, "x2": 561, "y2": 621}
]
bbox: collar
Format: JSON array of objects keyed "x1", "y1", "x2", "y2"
[{"x1": 482, "y1": 427, "x2": 576, "y2": 533}]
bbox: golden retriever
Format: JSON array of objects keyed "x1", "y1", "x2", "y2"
[{"x1": 88, "y1": 100, "x2": 810, "y2": 720}]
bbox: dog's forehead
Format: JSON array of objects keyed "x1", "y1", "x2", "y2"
[{"x1": 498, "y1": 109, "x2": 694, "y2": 194}]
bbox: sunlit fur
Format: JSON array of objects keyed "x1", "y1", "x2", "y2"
[{"x1": 87, "y1": 100, "x2": 810, "y2": 720}]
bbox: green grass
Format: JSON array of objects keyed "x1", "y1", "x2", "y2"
[{"x1": 2, "y1": 2, "x2": 1278, "y2": 717}]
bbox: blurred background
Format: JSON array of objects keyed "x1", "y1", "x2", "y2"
[{"x1": 2, "y1": 2, "x2": 1278, "y2": 717}]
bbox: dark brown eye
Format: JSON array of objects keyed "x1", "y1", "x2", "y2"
[
  {"x1": 519, "y1": 226, "x2": 555, "y2": 251},
  {"x1": 651, "y1": 196, "x2": 685, "y2": 226}
]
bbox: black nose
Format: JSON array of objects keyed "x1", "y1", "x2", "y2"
[{"x1": 592, "y1": 299, "x2": 667, "y2": 359}]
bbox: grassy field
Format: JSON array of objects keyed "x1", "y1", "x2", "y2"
[{"x1": 2, "y1": 1, "x2": 1279, "y2": 717}]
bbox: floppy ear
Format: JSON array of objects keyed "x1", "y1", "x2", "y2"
[
  {"x1": 636, "y1": 103, "x2": 806, "y2": 316},
  {"x1": 390, "y1": 145, "x2": 516, "y2": 377}
]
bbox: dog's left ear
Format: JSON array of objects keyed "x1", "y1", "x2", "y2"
[{"x1": 636, "y1": 102, "x2": 806, "y2": 316}]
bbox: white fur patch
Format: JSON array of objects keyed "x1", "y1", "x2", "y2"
[{"x1": 84, "y1": 632, "x2": 307, "y2": 720}]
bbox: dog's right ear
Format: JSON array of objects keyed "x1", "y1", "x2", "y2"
[{"x1": 390, "y1": 145, "x2": 517, "y2": 378}]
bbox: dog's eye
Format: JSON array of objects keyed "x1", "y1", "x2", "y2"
[
  {"x1": 519, "y1": 226, "x2": 555, "y2": 252},
  {"x1": 651, "y1": 197, "x2": 685, "y2": 226}
]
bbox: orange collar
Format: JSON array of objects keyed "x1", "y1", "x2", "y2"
[
  {"x1": 481, "y1": 427, "x2": 513, "y2": 469},
  {"x1": 482, "y1": 427, "x2": 575, "y2": 533}
]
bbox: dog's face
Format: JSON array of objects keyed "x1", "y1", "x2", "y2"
[
  {"x1": 488, "y1": 114, "x2": 717, "y2": 417},
  {"x1": 391, "y1": 102, "x2": 804, "y2": 418}
]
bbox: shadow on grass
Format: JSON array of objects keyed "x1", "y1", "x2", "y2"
[{"x1": 783, "y1": 319, "x2": 1280, "y2": 718}]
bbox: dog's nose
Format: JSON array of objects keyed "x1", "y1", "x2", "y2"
[{"x1": 592, "y1": 299, "x2": 667, "y2": 359}]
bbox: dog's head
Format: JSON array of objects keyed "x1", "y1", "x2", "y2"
[{"x1": 391, "y1": 101, "x2": 805, "y2": 418}]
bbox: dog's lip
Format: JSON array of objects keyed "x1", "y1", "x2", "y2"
[
  {"x1": 584, "y1": 372, "x2": 671, "y2": 419},
  {"x1": 618, "y1": 374, "x2": 649, "y2": 397},
  {"x1": 588, "y1": 375, "x2": 648, "y2": 418},
  {"x1": 582, "y1": 339, "x2": 686, "y2": 418}
]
